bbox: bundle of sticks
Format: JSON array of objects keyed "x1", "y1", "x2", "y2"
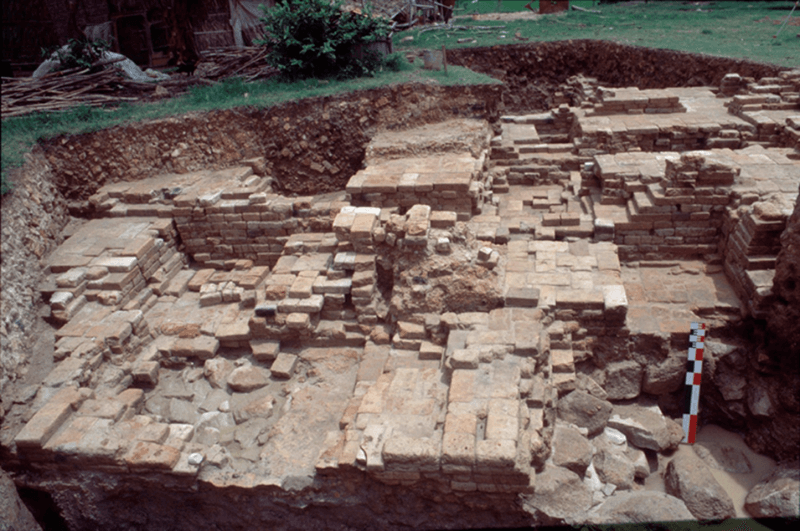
[
  {"x1": 199, "y1": 46, "x2": 277, "y2": 82},
  {"x1": 1, "y1": 59, "x2": 167, "y2": 118},
  {"x1": 1, "y1": 47, "x2": 278, "y2": 118}
]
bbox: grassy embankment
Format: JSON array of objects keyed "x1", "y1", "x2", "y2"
[
  {"x1": 404, "y1": 1, "x2": 798, "y2": 67},
  {"x1": 2, "y1": 0, "x2": 797, "y2": 194},
  {"x1": 1, "y1": 62, "x2": 495, "y2": 194}
]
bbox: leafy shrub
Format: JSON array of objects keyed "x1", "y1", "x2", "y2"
[
  {"x1": 42, "y1": 39, "x2": 111, "y2": 73},
  {"x1": 381, "y1": 52, "x2": 411, "y2": 73},
  {"x1": 257, "y1": 0, "x2": 391, "y2": 80}
]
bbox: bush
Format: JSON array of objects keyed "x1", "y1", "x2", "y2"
[
  {"x1": 257, "y1": 0, "x2": 391, "y2": 80},
  {"x1": 381, "y1": 52, "x2": 411, "y2": 73}
]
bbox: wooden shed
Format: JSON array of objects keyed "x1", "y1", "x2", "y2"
[{"x1": 2, "y1": 0, "x2": 269, "y2": 74}]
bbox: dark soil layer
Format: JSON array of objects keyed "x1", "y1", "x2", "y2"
[
  {"x1": 11, "y1": 470, "x2": 529, "y2": 531},
  {"x1": 448, "y1": 40, "x2": 788, "y2": 112}
]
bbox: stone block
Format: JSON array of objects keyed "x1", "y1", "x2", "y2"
[
  {"x1": 485, "y1": 411, "x2": 520, "y2": 441},
  {"x1": 382, "y1": 435, "x2": 440, "y2": 472},
  {"x1": 215, "y1": 319, "x2": 251, "y2": 342},
  {"x1": 603, "y1": 285, "x2": 628, "y2": 322},
  {"x1": 419, "y1": 341, "x2": 444, "y2": 361},
  {"x1": 77, "y1": 399, "x2": 126, "y2": 421},
  {"x1": 131, "y1": 361, "x2": 161, "y2": 387},
  {"x1": 42, "y1": 415, "x2": 98, "y2": 456},
  {"x1": 288, "y1": 274, "x2": 316, "y2": 299},
  {"x1": 73, "y1": 418, "x2": 125, "y2": 465},
  {"x1": 505, "y1": 287, "x2": 540, "y2": 308},
  {"x1": 121, "y1": 238, "x2": 156, "y2": 260},
  {"x1": 56, "y1": 268, "x2": 87, "y2": 288},
  {"x1": 117, "y1": 388, "x2": 145, "y2": 414},
  {"x1": 92, "y1": 256, "x2": 139, "y2": 273},
  {"x1": 551, "y1": 349, "x2": 575, "y2": 373},
  {"x1": 271, "y1": 353, "x2": 299, "y2": 379},
  {"x1": 476, "y1": 439, "x2": 516, "y2": 470},
  {"x1": 15, "y1": 395, "x2": 76, "y2": 449},
  {"x1": 286, "y1": 312, "x2": 311, "y2": 330},
  {"x1": 556, "y1": 289, "x2": 605, "y2": 310},
  {"x1": 227, "y1": 364, "x2": 271, "y2": 393},
  {"x1": 277, "y1": 295, "x2": 324, "y2": 314},
  {"x1": 200, "y1": 292, "x2": 222, "y2": 307},
  {"x1": 442, "y1": 431, "x2": 476, "y2": 467},
  {"x1": 449, "y1": 370, "x2": 476, "y2": 403},
  {"x1": 392, "y1": 334, "x2": 421, "y2": 351},
  {"x1": 173, "y1": 336, "x2": 219, "y2": 360},
  {"x1": 43, "y1": 356, "x2": 89, "y2": 388},
  {"x1": 552, "y1": 372, "x2": 577, "y2": 394},
  {"x1": 430, "y1": 211, "x2": 457, "y2": 228},
  {"x1": 312, "y1": 277, "x2": 352, "y2": 295},
  {"x1": 351, "y1": 213, "x2": 377, "y2": 241},
  {"x1": 451, "y1": 349, "x2": 479, "y2": 370},
  {"x1": 398, "y1": 321, "x2": 426, "y2": 340},
  {"x1": 444, "y1": 406, "x2": 479, "y2": 435},
  {"x1": 333, "y1": 252, "x2": 356, "y2": 270},
  {"x1": 478, "y1": 247, "x2": 493, "y2": 261},
  {"x1": 123, "y1": 441, "x2": 181, "y2": 470},
  {"x1": 362, "y1": 424, "x2": 392, "y2": 472},
  {"x1": 251, "y1": 339, "x2": 280, "y2": 362}
]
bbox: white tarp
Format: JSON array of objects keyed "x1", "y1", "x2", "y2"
[
  {"x1": 32, "y1": 48, "x2": 171, "y2": 82},
  {"x1": 229, "y1": 0, "x2": 269, "y2": 47}
]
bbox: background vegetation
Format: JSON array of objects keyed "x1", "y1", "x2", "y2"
[
  {"x1": 258, "y1": 0, "x2": 391, "y2": 80},
  {"x1": 2, "y1": 0, "x2": 797, "y2": 195}
]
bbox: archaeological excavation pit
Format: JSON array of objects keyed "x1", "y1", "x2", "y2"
[{"x1": 1, "y1": 42, "x2": 799, "y2": 530}]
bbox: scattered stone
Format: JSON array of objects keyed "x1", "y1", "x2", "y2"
[
  {"x1": 132, "y1": 361, "x2": 160, "y2": 386},
  {"x1": 642, "y1": 353, "x2": 686, "y2": 395},
  {"x1": 744, "y1": 465, "x2": 800, "y2": 517},
  {"x1": 529, "y1": 464, "x2": 593, "y2": 523},
  {"x1": 167, "y1": 398, "x2": 199, "y2": 425},
  {"x1": 251, "y1": 339, "x2": 280, "y2": 362},
  {"x1": 603, "y1": 360, "x2": 642, "y2": 400},
  {"x1": 231, "y1": 389, "x2": 275, "y2": 425},
  {"x1": 227, "y1": 364, "x2": 271, "y2": 393},
  {"x1": 607, "y1": 404, "x2": 683, "y2": 452},
  {"x1": 204, "y1": 358, "x2": 234, "y2": 389},
  {"x1": 693, "y1": 441, "x2": 753, "y2": 474},
  {"x1": 271, "y1": 353, "x2": 298, "y2": 379},
  {"x1": 586, "y1": 491, "x2": 693, "y2": 525},
  {"x1": 593, "y1": 448, "x2": 636, "y2": 491},
  {"x1": 551, "y1": 424, "x2": 593, "y2": 476},
  {"x1": 665, "y1": 451, "x2": 736, "y2": 520},
  {"x1": 557, "y1": 390, "x2": 613, "y2": 436}
]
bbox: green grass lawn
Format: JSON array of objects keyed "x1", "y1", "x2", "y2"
[{"x1": 402, "y1": 1, "x2": 799, "y2": 67}]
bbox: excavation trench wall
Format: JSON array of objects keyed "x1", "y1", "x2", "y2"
[
  {"x1": 448, "y1": 40, "x2": 789, "y2": 112},
  {"x1": 41, "y1": 84, "x2": 503, "y2": 201},
  {"x1": 0, "y1": 149, "x2": 70, "y2": 394},
  {"x1": 11, "y1": 470, "x2": 529, "y2": 531}
]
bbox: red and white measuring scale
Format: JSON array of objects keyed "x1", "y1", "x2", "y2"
[{"x1": 682, "y1": 322, "x2": 706, "y2": 444}]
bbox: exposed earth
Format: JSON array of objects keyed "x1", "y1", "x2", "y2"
[{"x1": 1, "y1": 41, "x2": 799, "y2": 530}]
